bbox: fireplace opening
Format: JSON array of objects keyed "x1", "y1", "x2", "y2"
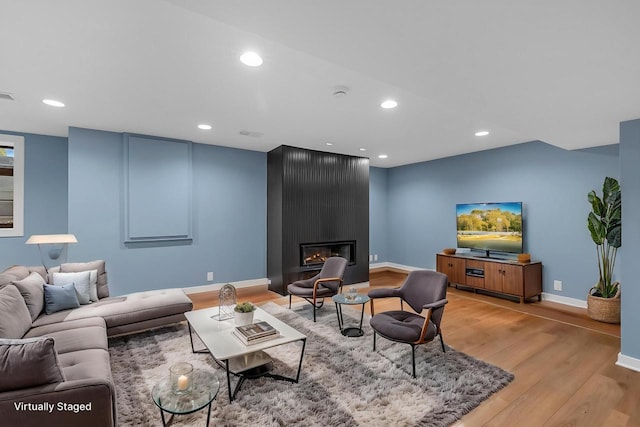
[{"x1": 300, "y1": 241, "x2": 356, "y2": 267}]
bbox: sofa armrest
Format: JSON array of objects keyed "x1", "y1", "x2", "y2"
[{"x1": 0, "y1": 378, "x2": 116, "y2": 427}]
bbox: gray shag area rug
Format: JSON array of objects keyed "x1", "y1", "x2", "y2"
[{"x1": 108, "y1": 302, "x2": 513, "y2": 426}]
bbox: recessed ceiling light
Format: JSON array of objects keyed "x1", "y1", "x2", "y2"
[
  {"x1": 475, "y1": 130, "x2": 490, "y2": 136},
  {"x1": 378, "y1": 154, "x2": 388, "y2": 159},
  {"x1": 380, "y1": 100, "x2": 398, "y2": 109},
  {"x1": 359, "y1": 148, "x2": 366, "y2": 152},
  {"x1": 197, "y1": 124, "x2": 212, "y2": 130},
  {"x1": 42, "y1": 99, "x2": 65, "y2": 108},
  {"x1": 326, "y1": 142, "x2": 333, "y2": 146},
  {"x1": 240, "y1": 51, "x2": 263, "y2": 67}
]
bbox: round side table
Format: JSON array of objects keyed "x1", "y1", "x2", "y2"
[
  {"x1": 332, "y1": 293, "x2": 370, "y2": 337},
  {"x1": 152, "y1": 369, "x2": 219, "y2": 426}
]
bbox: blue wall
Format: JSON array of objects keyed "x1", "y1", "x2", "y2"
[
  {"x1": 369, "y1": 167, "x2": 388, "y2": 263},
  {"x1": 0, "y1": 131, "x2": 68, "y2": 268},
  {"x1": 67, "y1": 127, "x2": 266, "y2": 296},
  {"x1": 386, "y1": 141, "x2": 619, "y2": 300},
  {"x1": 620, "y1": 119, "x2": 640, "y2": 361}
]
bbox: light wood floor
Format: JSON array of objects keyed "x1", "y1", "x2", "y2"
[{"x1": 188, "y1": 271, "x2": 639, "y2": 426}]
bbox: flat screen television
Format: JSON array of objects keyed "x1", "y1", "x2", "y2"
[{"x1": 456, "y1": 202, "x2": 523, "y2": 257}]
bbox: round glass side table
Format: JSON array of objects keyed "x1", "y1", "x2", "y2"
[
  {"x1": 332, "y1": 293, "x2": 370, "y2": 337},
  {"x1": 152, "y1": 369, "x2": 220, "y2": 427}
]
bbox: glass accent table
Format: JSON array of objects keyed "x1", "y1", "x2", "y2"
[
  {"x1": 152, "y1": 369, "x2": 219, "y2": 427},
  {"x1": 332, "y1": 293, "x2": 370, "y2": 337}
]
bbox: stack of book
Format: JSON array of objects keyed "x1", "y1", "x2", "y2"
[{"x1": 232, "y1": 321, "x2": 279, "y2": 345}]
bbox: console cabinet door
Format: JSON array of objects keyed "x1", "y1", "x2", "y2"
[
  {"x1": 501, "y1": 264, "x2": 524, "y2": 296},
  {"x1": 436, "y1": 255, "x2": 466, "y2": 285},
  {"x1": 483, "y1": 262, "x2": 504, "y2": 292}
]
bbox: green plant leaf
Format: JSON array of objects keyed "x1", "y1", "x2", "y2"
[
  {"x1": 607, "y1": 225, "x2": 622, "y2": 248},
  {"x1": 603, "y1": 177, "x2": 620, "y2": 201},
  {"x1": 588, "y1": 191, "x2": 604, "y2": 217},
  {"x1": 587, "y1": 212, "x2": 604, "y2": 244}
]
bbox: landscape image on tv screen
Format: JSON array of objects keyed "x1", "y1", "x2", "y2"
[{"x1": 456, "y1": 202, "x2": 523, "y2": 253}]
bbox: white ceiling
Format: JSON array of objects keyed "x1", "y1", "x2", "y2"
[{"x1": 1, "y1": 1, "x2": 639, "y2": 167}]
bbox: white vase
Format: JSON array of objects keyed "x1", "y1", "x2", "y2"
[{"x1": 234, "y1": 310, "x2": 254, "y2": 326}]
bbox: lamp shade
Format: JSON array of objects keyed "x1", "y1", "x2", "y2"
[{"x1": 26, "y1": 234, "x2": 78, "y2": 244}]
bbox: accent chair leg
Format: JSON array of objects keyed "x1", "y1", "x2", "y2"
[
  {"x1": 289, "y1": 294, "x2": 292, "y2": 309},
  {"x1": 439, "y1": 332, "x2": 445, "y2": 352},
  {"x1": 373, "y1": 331, "x2": 377, "y2": 351},
  {"x1": 313, "y1": 298, "x2": 317, "y2": 322},
  {"x1": 411, "y1": 345, "x2": 416, "y2": 378}
]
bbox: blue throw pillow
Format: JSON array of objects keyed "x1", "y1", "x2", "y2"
[{"x1": 43, "y1": 283, "x2": 80, "y2": 315}]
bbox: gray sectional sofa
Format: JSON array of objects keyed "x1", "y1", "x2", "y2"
[{"x1": 0, "y1": 260, "x2": 193, "y2": 427}]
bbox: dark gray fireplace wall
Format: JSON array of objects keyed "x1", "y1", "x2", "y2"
[{"x1": 267, "y1": 145, "x2": 370, "y2": 295}]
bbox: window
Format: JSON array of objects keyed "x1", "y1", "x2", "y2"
[{"x1": 0, "y1": 134, "x2": 24, "y2": 237}]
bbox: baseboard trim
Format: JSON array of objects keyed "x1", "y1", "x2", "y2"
[
  {"x1": 616, "y1": 352, "x2": 640, "y2": 372},
  {"x1": 369, "y1": 262, "x2": 431, "y2": 272},
  {"x1": 541, "y1": 292, "x2": 587, "y2": 308},
  {"x1": 184, "y1": 278, "x2": 270, "y2": 295}
]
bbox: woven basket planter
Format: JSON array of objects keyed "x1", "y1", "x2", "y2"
[{"x1": 587, "y1": 288, "x2": 621, "y2": 324}]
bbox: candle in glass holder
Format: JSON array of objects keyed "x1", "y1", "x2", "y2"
[{"x1": 170, "y1": 362, "x2": 193, "y2": 394}]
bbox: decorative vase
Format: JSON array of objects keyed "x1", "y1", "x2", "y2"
[
  {"x1": 587, "y1": 292, "x2": 620, "y2": 324},
  {"x1": 234, "y1": 310, "x2": 254, "y2": 326}
]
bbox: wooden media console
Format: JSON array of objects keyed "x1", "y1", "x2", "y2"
[{"x1": 436, "y1": 253, "x2": 542, "y2": 303}]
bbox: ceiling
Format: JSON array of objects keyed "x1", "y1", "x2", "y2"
[{"x1": 1, "y1": 1, "x2": 639, "y2": 168}]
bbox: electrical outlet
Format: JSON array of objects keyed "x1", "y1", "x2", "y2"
[
  {"x1": 207, "y1": 272, "x2": 214, "y2": 281},
  {"x1": 554, "y1": 280, "x2": 562, "y2": 291},
  {"x1": 369, "y1": 254, "x2": 373, "y2": 262},
  {"x1": 373, "y1": 254, "x2": 378, "y2": 261}
]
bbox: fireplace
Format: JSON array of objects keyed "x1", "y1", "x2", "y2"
[
  {"x1": 267, "y1": 146, "x2": 369, "y2": 294},
  {"x1": 300, "y1": 241, "x2": 356, "y2": 267}
]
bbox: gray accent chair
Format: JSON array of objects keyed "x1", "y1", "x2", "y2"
[
  {"x1": 287, "y1": 257, "x2": 348, "y2": 322},
  {"x1": 368, "y1": 270, "x2": 448, "y2": 378}
]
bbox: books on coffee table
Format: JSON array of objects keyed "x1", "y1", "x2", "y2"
[{"x1": 232, "y1": 321, "x2": 279, "y2": 345}]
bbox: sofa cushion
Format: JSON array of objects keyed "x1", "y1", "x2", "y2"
[
  {"x1": 32, "y1": 289, "x2": 193, "y2": 332},
  {"x1": 31, "y1": 325, "x2": 108, "y2": 354},
  {"x1": 59, "y1": 260, "x2": 109, "y2": 299},
  {"x1": 0, "y1": 285, "x2": 32, "y2": 339},
  {"x1": 12, "y1": 271, "x2": 46, "y2": 321},
  {"x1": 44, "y1": 283, "x2": 80, "y2": 314},
  {"x1": 0, "y1": 336, "x2": 66, "y2": 392},
  {"x1": 1, "y1": 265, "x2": 30, "y2": 282},
  {"x1": 24, "y1": 317, "x2": 108, "y2": 354},
  {"x1": 57, "y1": 348, "x2": 113, "y2": 383},
  {"x1": 26, "y1": 316, "x2": 106, "y2": 336},
  {"x1": 52, "y1": 271, "x2": 92, "y2": 304}
]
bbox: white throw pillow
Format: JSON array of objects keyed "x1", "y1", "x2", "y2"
[
  {"x1": 52, "y1": 271, "x2": 92, "y2": 305},
  {"x1": 85, "y1": 269, "x2": 98, "y2": 302}
]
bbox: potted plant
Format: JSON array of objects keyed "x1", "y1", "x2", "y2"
[
  {"x1": 234, "y1": 301, "x2": 256, "y2": 326},
  {"x1": 586, "y1": 176, "x2": 621, "y2": 323}
]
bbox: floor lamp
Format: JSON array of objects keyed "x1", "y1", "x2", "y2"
[{"x1": 25, "y1": 234, "x2": 78, "y2": 271}]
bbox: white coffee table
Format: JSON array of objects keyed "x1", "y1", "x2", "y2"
[{"x1": 184, "y1": 306, "x2": 307, "y2": 401}]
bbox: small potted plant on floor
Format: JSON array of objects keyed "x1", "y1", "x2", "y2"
[
  {"x1": 234, "y1": 301, "x2": 256, "y2": 326},
  {"x1": 587, "y1": 176, "x2": 621, "y2": 323}
]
